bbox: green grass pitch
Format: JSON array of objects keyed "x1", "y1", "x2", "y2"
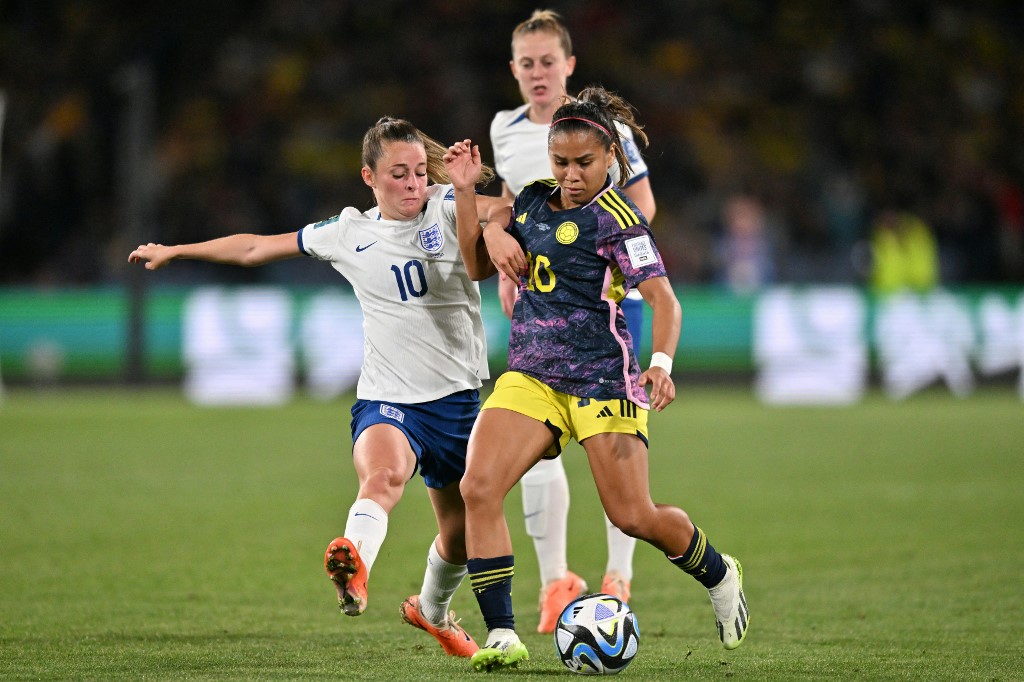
[{"x1": 1, "y1": 386, "x2": 1022, "y2": 680}]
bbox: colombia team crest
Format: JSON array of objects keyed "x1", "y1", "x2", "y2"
[
  {"x1": 417, "y1": 223, "x2": 444, "y2": 256},
  {"x1": 556, "y1": 221, "x2": 579, "y2": 244}
]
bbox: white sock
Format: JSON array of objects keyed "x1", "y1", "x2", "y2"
[
  {"x1": 604, "y1": 512, "x2": 636, "y2": 580},
  {"x1": 417, "y1": 539, "x2": 467, "y2": 625},
  {"x1": 521, "y1": 457, "x2": 570, "y2": 585},
  {"x1": 342, "y1": 498, "x2": 388, "y2": 574}
]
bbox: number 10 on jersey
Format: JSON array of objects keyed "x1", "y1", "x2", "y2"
[
  {"x1": 526, "y1": 251, "x2": 556, "y2": 293},
  {"x1": 391, "y1": 260, "x2": 429, "y2": 301}
]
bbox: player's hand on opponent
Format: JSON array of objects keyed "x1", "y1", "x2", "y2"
[
  {"x1": 128, "y1": 243, "x2": 174, "y2": 270},
  {"x1": 483, "y1": 227, "x2": 527, "y2": 282},
  {"x1": 639, "y1": 367, "x2": 675, "y2": 412},
  {"x1": 443, "y1": 139, "x2": 482, "y2": 190}
]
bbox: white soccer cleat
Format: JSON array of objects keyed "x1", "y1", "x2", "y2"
[
  {"x1": 708, "y1": 554, "x2": 749, "y2": 650},
  {"x1": 470, "y1": 628, "x2": 529, "y2": 672}
]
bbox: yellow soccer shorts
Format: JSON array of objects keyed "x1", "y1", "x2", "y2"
[{"x1": 483, "y1": 371, "x2": 649, "y2": 458}]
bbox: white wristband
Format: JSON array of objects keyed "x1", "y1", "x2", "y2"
[{"x1": 649, "y1": 351, "x2": 673, "y2": 374}]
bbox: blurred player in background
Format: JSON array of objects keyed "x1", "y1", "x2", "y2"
[
  {"x1": 448, "y1": 87, "x2": 748, "y2": 671},
  {"x1": 488, "y1": 9, "x2": 658, "y2": 633},
  {"x1": 129, "y1": 117, "x2": 512, "y2": 659}
]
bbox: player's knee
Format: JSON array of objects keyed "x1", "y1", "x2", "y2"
[
  {"x1": 359, "y1": 466, "x2": 407, "y2": 503},
  {"x1": 605, "y1": 504, "x2": 660, "y2": 541},
  {"x1": 604, "y1": 509, "x2": 643, "y2": 539},
  {"x1": 459, "y1": 473, "x2": 502, "y2": 512},
  {"x1": 458, "y1": 475, "x2": 483, "y2": 508}
]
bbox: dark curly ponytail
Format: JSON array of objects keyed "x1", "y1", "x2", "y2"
[{"x1": 549, "y1": 87, "x2": 648, "y2": 184}]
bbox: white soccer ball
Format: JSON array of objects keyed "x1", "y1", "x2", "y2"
[{"x1": 554, "y1": 593, "x2": 640, "y2": 675}]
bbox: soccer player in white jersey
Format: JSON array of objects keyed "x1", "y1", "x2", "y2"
[
  {"x1": 128, "y1": 117, "x2": 512, "y2": 659},
  {"x1": 488, "y1": 9, "x2": 658, "y2": 633}
]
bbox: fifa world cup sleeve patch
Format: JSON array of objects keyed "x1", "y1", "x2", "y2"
[{"x1": 624, "y1": 235, "x2": 657, "y2": 268}]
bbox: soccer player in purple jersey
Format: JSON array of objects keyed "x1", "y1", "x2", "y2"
[
  {"x1": 489, "y1": 13, "x2": 657, "y2": 627},
  {"x1": 443, "y1": 87, "x2": 749, "y2": 672}
]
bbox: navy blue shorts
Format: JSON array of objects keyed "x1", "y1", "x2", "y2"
[{"x1": 349, "y1": 389, "x2": 480, "y2": 489}]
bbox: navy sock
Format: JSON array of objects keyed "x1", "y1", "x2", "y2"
[
  {"x1": 467, "y1": 555, "x2": 515, "y2": 631},
  {"x1": 668, "y1": 526, "x2": 727, "y2": 589}
]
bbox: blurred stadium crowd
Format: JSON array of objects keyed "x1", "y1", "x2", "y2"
[{"x1": 1, "y1": 0, "x2": 1022, "y2": 288}]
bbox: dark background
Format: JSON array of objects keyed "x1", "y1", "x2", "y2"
[{"x1": 2, "y1": 0, "x2": 1022, "y2": 287}]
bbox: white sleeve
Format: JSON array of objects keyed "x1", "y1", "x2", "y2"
[
  {"x1": 613, "y1": 123, "x2": 650, "y2": 187},
  {"x1": 489, "y1": 113, "x2": 508, "y2": 184},
  {"x1": 439, "y1": 185, "x2": 458, "y2": 227},
  {"x1": 299, "y1": 219, "x2": 339, "y2": 261},
  {"x1": 298, "y1": 212, "x2": 347, "y2": 261}
]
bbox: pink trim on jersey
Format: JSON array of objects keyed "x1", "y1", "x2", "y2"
[
  {"x1": 549, "y1": 180, "x2": 616, "y2": 211},
  {"x1": 601, "y1": 266, "x2": 649, "y2": 409},
  {"x1": 581, "y1": 182, "x2": 616, "y2": 210}
]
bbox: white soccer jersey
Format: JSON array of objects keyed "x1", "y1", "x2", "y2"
[
  {"x1": 490, "y1": 102, "x2": 650, "y2": 197},
  {"x1": 298, "y1": 184, "x2": 489, "y2": 403}
]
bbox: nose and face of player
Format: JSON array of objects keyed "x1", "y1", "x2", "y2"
[
  {"x1": 362, "y1": 141, "x2": 429, "y2": 221},
  {"x1": 548, "y1": 129, "x2": 616, "y2": 211},
  {"x1": 510, "y1": 30, "x2": 576, "y2": 119},
  {"x1": 362, "y1": 68, "x2": 612, "y2": 219}
]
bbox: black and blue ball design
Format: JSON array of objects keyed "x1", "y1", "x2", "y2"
[{"x1": 554, "y1": 593, "x2": 640, "y2": 675}]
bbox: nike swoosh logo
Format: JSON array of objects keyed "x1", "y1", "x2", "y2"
[
  {"x1": 355, "y1": 241, "x2": 378, "y2": 252},
  {"x1": 353, "y1": 513, "x2": 378, "y2": 520}
]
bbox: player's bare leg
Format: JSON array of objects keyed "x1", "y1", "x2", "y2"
[
  {"x1": 461, "y1": 408, "x2": 552, "y2": 671},
  {"x1": 584, "y1": 432, "x2": 748, "y2": 649},
  {"x1": 326, "y1": 424, "x2": 416, "y2": 616}
]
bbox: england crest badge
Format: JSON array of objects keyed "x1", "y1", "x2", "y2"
[{"x1": 418, "y1": 223, "x2": 444, "y2": 256}]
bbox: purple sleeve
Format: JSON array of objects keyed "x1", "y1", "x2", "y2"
[{"x1": 599, "y1": 222, "x2": 667, "y2": 289}]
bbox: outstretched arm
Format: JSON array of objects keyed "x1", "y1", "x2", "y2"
[
  {"x1": 635, "y1": 276, "x2": 681, "y2": 412},
  {"x1": 128, "y1": 233, "x2": 302, "y2": 270}
]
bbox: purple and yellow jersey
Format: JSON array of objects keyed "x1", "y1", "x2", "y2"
[{"x1": 506, "y1": 178, "x2": 667, "y2": 407}]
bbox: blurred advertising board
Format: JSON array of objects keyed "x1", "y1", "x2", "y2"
[{"x1": 1, "y1": 285, "x2": 1021, "y2": 403}]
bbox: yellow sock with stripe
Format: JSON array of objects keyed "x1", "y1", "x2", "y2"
[
  {"x1": 467, "y1": 555, "x2": 515, "y2": 631},
  {"x1": 667, "y1": 526, "x2": 727, "y2": 589}
]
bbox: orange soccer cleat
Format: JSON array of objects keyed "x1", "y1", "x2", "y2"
[
  {"x1": 537, "y1": 570, "x2": 588, "y2": 633},
  {"x1": 601, "y1": 571, "x2": 632, "y2": 604},
  {"x1": 400, "y1": 595, "x2": 480, "y2": 657},
  {"x1": 324, "y1": 537, "x2": 369, "y2": 616}
]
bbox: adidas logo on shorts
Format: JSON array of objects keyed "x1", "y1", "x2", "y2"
[{"x1": 596, "y1": 406, "x2": 614, "y2": 418}]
